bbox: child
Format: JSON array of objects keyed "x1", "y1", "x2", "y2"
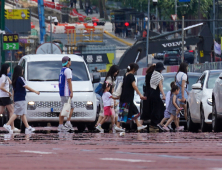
[
  {"x1": 96, "y1": 82, "x2": 118, "y2": 133},
  {"x1": 163, "y1": 85, "x2": 183, "y2": 132},
  {"x1": 3, "y1": 65, "x2": 40, "y2": 134},
  {"x1": 157, "y1": 82, "x2": 176, "y2": 131}
]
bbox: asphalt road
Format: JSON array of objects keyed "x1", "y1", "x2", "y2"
[{"x1": 1, "y1": 126, "x2": 222, "y2": 170}]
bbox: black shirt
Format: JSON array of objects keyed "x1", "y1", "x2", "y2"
[{"x1": 120, "y1": 73, "x2": 135, "y2": 103}]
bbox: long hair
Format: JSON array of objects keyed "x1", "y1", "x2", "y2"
[
  {"x1": 12, "y1": 65, "x2": 23, "y2": 89},
  {"x1": 105, "y1": 65, "x2": 119, "y2": 82},
  {"x1": 175, "y1": 62, "x2": 189, "y2": 84},
  {"x1": 0, "y1": 64, "x2": 10, "y2": 77},
  {"x1": 146, "y1": 65, "x2": 155, "y2": 74},
  {"x1": 127, "y1": 63, "x2": 139, "y2": 72},
  {"x1": 171, "y1": 84, "x2": 179, "y2": 94}
]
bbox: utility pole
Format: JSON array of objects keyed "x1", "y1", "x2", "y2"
[
  {"x1": 50, "y1": 16, "x2": 53, "y2": 54},
  {"x1": 182, "y1": 16, "x2": 184, "y2": 63},
  {"x1": 175, "y1": 0, "x2": 177, "y2": 38},
  {"x1": 146, "y1": 0, "x2": 151, "y2": 66},
  {"x1": 0, "y1": 0, "x2": 5, "y2": 65},
  {"x1": 213, "y1": 0, "x2": 215, "y2": 40}
]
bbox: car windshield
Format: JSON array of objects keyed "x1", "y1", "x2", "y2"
[
  {"x1": 27, "y1": 61, "x2": 89, "y2": 81},
  {"x1": 207, "y1": 72, "x2": 221, "y2": 89},
  {"x1": 166, "y1": 51, "x2": 178, "y2": 54}
]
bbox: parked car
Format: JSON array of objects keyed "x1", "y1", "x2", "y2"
[
  {"x1": 184, "y1": 50, "x2": 195, "y2": 64},
  {"x1": 140, "y1": 72, "x2": 201, "y2": 126},
  {"x1": 18, "y1": 54, "x2": 100, "y2": 132},
  {"x1": 155, "y1": 52, "x2": 165, "y2": 60},
  {"x1": 163, "y1": 50, "x2": 181, "y2": 65},
  {"x1": 212, "y1": 72, "x2": 222, "y2": 132},
  {"x1": 187, "y1": 70, "x2": 222, "y2": 132}
]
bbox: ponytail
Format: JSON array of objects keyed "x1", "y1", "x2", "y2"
[
  {"x1": 127, "y1": 63, "x2": 139, "y2": 72},
  {"x1": 171, "y1": 84, "x2": 179, "y2": 94}
]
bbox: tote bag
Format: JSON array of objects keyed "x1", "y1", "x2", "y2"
[
  {"x1": 95, "y1": 83, "x2": 103, "y2": 97},
  {"x1": 61, "y1": 98, "x2": 71, "y2": 117}
]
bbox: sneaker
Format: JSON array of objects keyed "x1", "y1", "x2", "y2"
[
  {"x1": 163, "y1": 126, "x2": 170, "y2": 132},
  {"x1": 3, "y1": 124, "x2": 12, "y2": 132},
  {"x1": 137, "y1": 125, "x2": 147, "y2": 131},
  {"x1": 96, "y1": 125, "x2": 104, "y2": 133},
  {"x1": 13, "y1": 127, "x2": 21, "y2": 133},
  {"x1": 115, "y1": 125, "x2": 125, "y2": 132},
  {"x1": 64, "y1": 122, "x2": 74, "y2": 131},
  {"x1": 57, "y1": 125, "x2": 70, "y2": 132},
  {"x1": 167, "y1": 125, "x2": 174, "y2": 131},
  {"x1": 175, "y1": 126, "x2": 184, "y2": 132},
  {"x1": 157, "y1": 124, "x2": 164, "y2": 131},
  {"x1": 112, "y1": 126, "x2": 116, "y2": 134},
  {"x1": 25, "y1": 126, "x2": 35, "y2": 133}
]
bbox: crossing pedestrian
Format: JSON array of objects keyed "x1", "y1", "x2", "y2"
[
  {"x1": 175, "y1": 62, "x2": 189, "y2": 120},
  {"x1": 162, "y1": 85, "x2": 183, "y2": 132},
  {"x1": 58, "y1": 56, "x2": 75, "y2": 132},
  {"x1": 3, "y1": 65, "x2": 40, "y2": 133},
  {"x1": 0, "y1": 64, "x2": 20, "y2": 133},
  {"x1": 116, "y1": 63, "x2": 147, "y2": 132},
  {"x1": 140, "y1": 62, "x2": 165, "y2": 127}
]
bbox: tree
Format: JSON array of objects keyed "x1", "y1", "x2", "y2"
[
  {"x1": 99, "y1": 0, "x2": 104, "y2": 18},
  {"x1": 102, "y1": 0, "x2": 108, "y2": 20}
]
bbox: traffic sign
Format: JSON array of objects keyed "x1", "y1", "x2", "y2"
[
  {"x1": 171, "y1": 14, "x2": 177, "y2": 21},
  {"x1": 5, "y1": 9, "x2": 30, "y2": 20},
  {"x1": 3, "y1": 34, "x2": 19, "y2": 50}
]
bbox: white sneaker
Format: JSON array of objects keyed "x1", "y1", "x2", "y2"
[
  {"x1": 64, "y1": 122, "x2": 74, "y2": 131},
  {"x1": 137, "y1": 125, "x2": 147, "y2": 131},
  {"x1": 57, "y1": 125, "x2": 69, "y2": 132},
  {"x1": 13, "y1": 127, "x2": 21, "y2": 133},
  {"x1": 96, "y1": 125, "x2": 104, "y2": 133},
  {"x1": 3, "y1": 124, "x2": 12, "y2": 132},
  {"x1": 114, "y1": 125, "x2": 125, "y2": 132},
  {"x1": 112, "y1": 126, "x2": 116, "y2": 134},
  {"x1": 25, "y1": 126, "x2": 35, "y2": 134}
]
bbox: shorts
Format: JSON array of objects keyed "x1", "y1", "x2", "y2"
[
  {"x1": 14, "y1": 101, "x2": 27, "y2": 115},
  {"x1": 60, "y1": 96, "x2": 75, "y2": 111},
  {"x1": 0, "y1": 97, "x2": 12, "y2": 106},
  {"x1": 104, "y1": 106, "x2": 112, "y2": 116}
]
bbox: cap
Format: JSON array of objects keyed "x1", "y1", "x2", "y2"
[{"x1": 62, "y1": 56, "x2": 70, "y2": 66}]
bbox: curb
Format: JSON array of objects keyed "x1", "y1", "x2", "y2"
[{"x1": 104, "y1": 31, "x2": 133, "y2": 46}]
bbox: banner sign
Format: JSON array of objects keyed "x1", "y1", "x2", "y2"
[
  {"x1": 3, "y1": 34, "x2": 19, "y2": 50},
  {"x1": 80, "y1": 54, "x2": 110, "y2": 64},
  {"x1": 38, "y1": 0, "x2": 46, "y2": 44},
  {"x1": 5, "y1": 9, "x2": 30, "y2": 19}
]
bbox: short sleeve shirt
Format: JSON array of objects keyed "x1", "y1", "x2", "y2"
[
  {"x1": 102, "y1": 92, "x2": 112, "y2": 107},
  {"x1": 14, "y1": 77, "x2": 27, "y2": 102},
  {"x1": 120, "y1": 73, "x2": 135, "y2": 103},
  {"x1": 0, "y1": 74, "x2": 9, "y2": 97},
  {"x1": 176, "y1": 72, "x2": 187, "y2": 87}
]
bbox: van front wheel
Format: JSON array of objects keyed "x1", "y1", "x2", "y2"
[{"x1": 77, "y1": 123, "x2": 86, "y2": 132}]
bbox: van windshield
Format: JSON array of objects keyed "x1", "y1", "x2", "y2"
[{"x1": 27, "y1": 61, "x2": 89, "y2": 81}]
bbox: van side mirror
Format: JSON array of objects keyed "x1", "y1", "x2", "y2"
[
  {"x1": 92, "y1": 73, "x2": 100, "y2": 83},
  {"x1": 192, "y1": 83, "x2": 202, "y2": 90}
]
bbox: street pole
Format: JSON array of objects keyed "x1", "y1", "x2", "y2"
[
  {"x1": 0, "y1": 0, "x2": 5, "y2": 64},
  {"x1": 213, "y1": 0, "x2": 215, "y2": 41},
  {"x1": 175, "y1": 0, "x2": 177, "y2": 38},
  {"x1": 50, "y1": 16, "x2": 53, "y2": 54},
  {"x1": 146, "y1": 0, "x2": 150, "y2": 66},
  {"x1": 181, "y1": 16, "x2": 184, "y2": 63}
]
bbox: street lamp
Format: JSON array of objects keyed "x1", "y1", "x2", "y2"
[{"x1": 146, "y1": 0, "x2": 150, "y2": 66}]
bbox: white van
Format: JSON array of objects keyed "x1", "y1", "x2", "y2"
[{"x1": 18, "y1": 54, "x2": 100, "y2": 131}]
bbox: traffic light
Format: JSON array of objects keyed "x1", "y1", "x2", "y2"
[{"x1": 124, "y1": 22, "x2": 129, "y2": 27}]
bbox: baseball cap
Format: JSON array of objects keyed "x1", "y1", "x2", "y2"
[{"x1": 62, "y1": 56, "x2": 70, "y2": 66}]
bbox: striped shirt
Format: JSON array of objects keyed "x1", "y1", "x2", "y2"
[{"x1": 150, "y1": 71, "x2": 164, "y2": 90}]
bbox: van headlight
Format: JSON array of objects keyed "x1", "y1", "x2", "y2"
[
  {"x1": 27, "y1": 101, "x2": 36, "y2": 110},
  {"x1": 86, "y1": 101, "x2": 93, "y2": 110},
  {"x1": 207, "y1": 98, "x2": 212, "y2": 106}
]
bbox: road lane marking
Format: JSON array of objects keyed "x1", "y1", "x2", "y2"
[
  {"x1": 100, "y1": 158, "x2": 154, "y2": 163},
  {"x1": 20, "y1": 150, "x2": 53, "y2": 154}
]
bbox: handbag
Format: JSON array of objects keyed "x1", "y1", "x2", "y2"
[
  {"x1": 61, "y1": 97, "x2": 71, "y2": 117},
  {"x1": 95, "y1": 83, "x2": 103, "y2": 97},
  {"x1": 113, "y1": 81, "x2": 123, "y2": 97}
]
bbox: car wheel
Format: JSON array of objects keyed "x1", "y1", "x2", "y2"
[
  {"x1": 200, "y1": 106, "x2": 211, "y2": 132},
  {"x1": 77, "y1": 123, "x2": 86, "y2": 132},
  {"x1": 187, "y1": 106, "x2": 199, "y2": 132},
  {"x1": 212, "y1": 101, "x2": 222, "y2": 132}
]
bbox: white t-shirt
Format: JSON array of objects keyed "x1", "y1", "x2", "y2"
[
  {"x1": 102, "y1": 92, "x2": 112, "y2": 107},
  {"x1": 0, "y1": 74, "x2": 9, "y2": 97},
  {"x1": 64, "y1": 68, "x2": 72, "y2": 96},
  {"x1": 176, "y1": 72, "x2": 187, "y2": 87}
]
